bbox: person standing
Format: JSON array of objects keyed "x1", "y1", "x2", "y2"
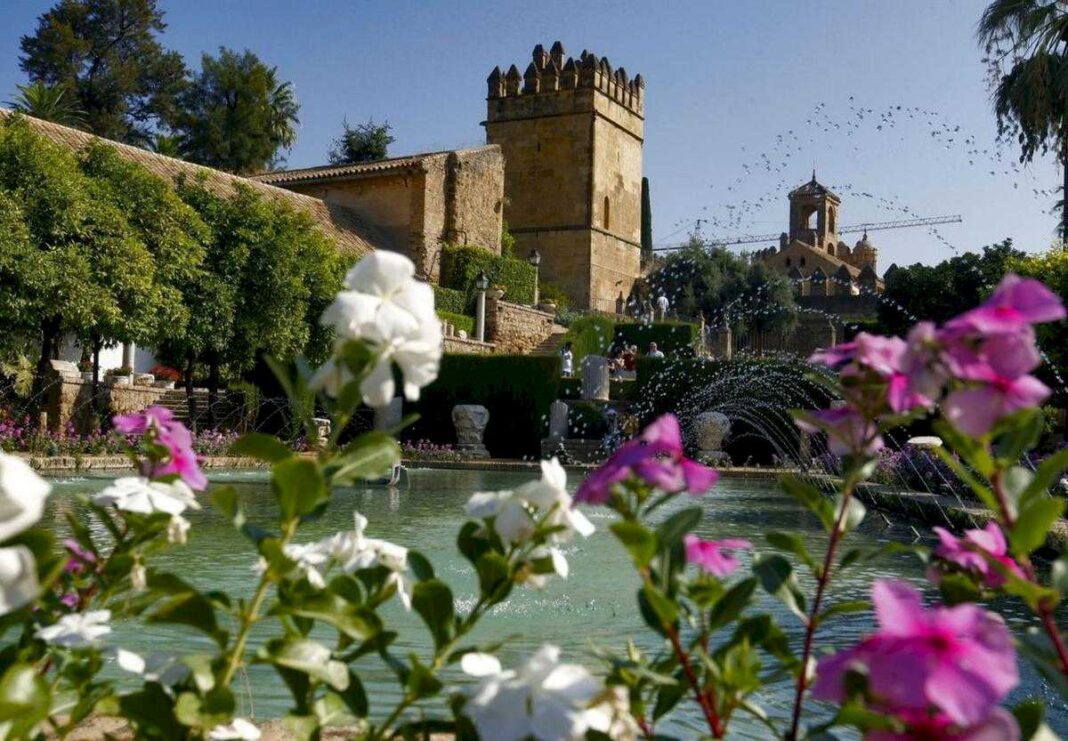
[
  {"x1": 656, "y1": 293, "x2": 670, "y2": 321},
  {"x1": 560, "y1": 341, "x2": 574, "y2": 377},
  {"x1": 647, "y1": 342, "x2": 665, "y2": 359}
]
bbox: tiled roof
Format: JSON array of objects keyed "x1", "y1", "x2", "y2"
[
  {"x1": 0, "y1": 109, "x2": 386, "y2": 257},
  {"x1": 789, "y1": 176, "x2": 839, "y2": 201},
  {"x1": 251, "y1": 146, "x2": 495, "y2": 186}
]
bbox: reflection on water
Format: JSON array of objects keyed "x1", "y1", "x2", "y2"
[{"x1": 46, "y1": 468, "x2": 1068, "y2": 736}]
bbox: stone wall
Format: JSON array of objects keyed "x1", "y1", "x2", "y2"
[
  {"x1": 443, "y1": 336, "x2": 494, "y2": 355},
  {"x1": 46, "y1": 378, "x2": 167, "y2": 433},
  {"x1": 485, "y1": 298, "x2": 556, "y2": 354}
]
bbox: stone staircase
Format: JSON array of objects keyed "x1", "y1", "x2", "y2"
[
  {"x1": 531, "y1": 326, "x2": 569, "y2": 356},
  {"x1": 155, "y1": 388, "x2": 230, "y2": 426}
]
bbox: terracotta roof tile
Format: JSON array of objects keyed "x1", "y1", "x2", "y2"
[
  {"x1": 0, "y1": 109, "x2": 387, "y2": 257},
  {"x1": 251, "y1": 146, "x2": 495, "y2": 186}
]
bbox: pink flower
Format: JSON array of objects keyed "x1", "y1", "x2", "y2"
[
  {"x1": 684, "y1": 534, "x2": 750, "y2": 577},
  {"x1": 811, "y1": 333, "x2": 906, "y2": 379},
  {"x1": 942, "y1": 370, "x2": 1049, "y2": 437},
  {"x1": 945, "y1": 273, "x2": 1065, "y2": 335},
  {"x1": 112, "y1": 407, "x2": 207, "y2": 491},
  {"x1": 113, "y1": 406, "x2": 176, "y2": 436},
  {"x1": 62, "y1": 539, "x2": 96, "y2": 575},
  {"x1": 795, "y1": 407, "x2": 883, "y2": 456},
  {"x1": 812, "y1": 580, "x2": 1018, "y2": 727},
  {"x1": 574, "y1": 415, "x2": 718, "y2": 504},
  {"x1": 867, "y1": 707, "x2": 1019, "y2": 741},
  {"x1": 931, "y1": 522, "x2": 1025, "y2": 588}
]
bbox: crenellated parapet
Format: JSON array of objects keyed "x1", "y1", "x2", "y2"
[{"x1": 487, "y1": 41, "x2": 645, "y2": 116}]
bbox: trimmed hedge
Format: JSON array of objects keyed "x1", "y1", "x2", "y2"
[
  {"x1": 441, "y1": 244, "x2": 536, "y2": 310},
  {"x1": 433, "y1": 285, "x2": 467, "y2": 315},
  {"x1": 562, "y1": 316, "x2": 617, "y2": 363},
  {"x1": 615, "y1": 321, "x2": 699, "y2": 355},
  {"x1": 403, "y1": 354, "x2": 561, "y2": 458},
  {"x1": 559, "y1": 377, "x2": 636, "y2": 401},
  {"x1": 437, "y1": 310, "x2": 473, "y2": 334}
]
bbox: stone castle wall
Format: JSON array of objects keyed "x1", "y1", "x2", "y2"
[{"x1": 485, "y1": 298, "x2": 556, "y2": 354}]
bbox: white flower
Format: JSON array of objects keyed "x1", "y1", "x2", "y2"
[
  {"x1": 115, "y1": 648, "x2": 190, "y2": 688},
  {"x1": 36, "y1": 610, "x2": 111, "y2": 647},
  {"x1": 585, "y1": 686, "x2": 640, "y2": 741},
  {"x1": 208, "y1": 718, "x2": 261, "y2": 740},
  {"x1": 516, "y1": 459, "x2": 595, "y2": 543},
  {"x1": 281, "y1": 541, "x2": 331, "y2": 589},
  {"x1": 167, "y1": 515, "x2": 190, "y2": 545},
  {"x1": 0, "y1": 545, "x2": 39, "y2": 615},
  {"x1": 93, "y1": 477, "x2": 200, "y2": 516},
  {"x1": 0, "y1": 452, "x2": 50, "y2": 542},
  {"x1": 312, "y1": 251, "x2": 442, "y2": 407},
  {"x1": 461, "y1": 645, "x2": 608, "y2": 741},
  {"x1": 130, "y1": 563, "x2": 147, "y2": 592}
]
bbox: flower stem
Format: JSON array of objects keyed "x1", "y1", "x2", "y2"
[{"x1": 786, "y1": 472, "x2": 858, "y2": 741}]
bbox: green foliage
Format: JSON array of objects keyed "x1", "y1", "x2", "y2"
[
  {"x1": 328, "y1": 118, "x2": 394, "y2": 165},
  {"x1": 18, "y1": 0, "x2": 186, "y2": 144},
  {"x1": 877, "y1": 240, "x2": 1024, "y2": 336},
  {"x1": 1013, "y1": 246, "x2": 1068, "y2": 389},
  {"x1": 537, "y1": 280, "x2": 570, "y2": 310},
  {"x1": 561, "y1": 315, "x2": 617, "y2": 363},
  {"x1": 500, "y1": 220, "x2": 517, "y2": 259},
  {"x1": 173, "y1": 47, "x2": 300, "y2": 174},
  {"x1": 646, "y1": 236, "x2": 797, "y2": 332},
  {"x1": 435, "y1": 310, "x2": 473, "y2": 335},
  {"x1": 615, "y1": 321, "x2": 700, "y2": 356},
  {"x1": 440, "y1": 244, "x2": 536, "y2": 309},
  {"x1": 431, "y1": 285, "x2": 466, "y2": 315},
  {"x1": 567, "y1": 401, "x2": 608, "y2": 439},
  {"x1": 403, "y1": 354, "x2": 561, "y2": 457},
  {"x1": 8, "y1": 81, "x2": 85, "y2": 127},
  {"x1": 641, "y1": 176, "x2": 653, "y2": 257}
]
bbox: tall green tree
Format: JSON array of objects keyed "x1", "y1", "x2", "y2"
[
  {"x1": 876, "y1": 240, "x2": 1024, "y2": 336},
  {"x1": 174, "y1": 48, "x2": 300, "y2": 174},
  {"x1": 641, "y1": 176, "x2": 653, "y2": 258},
  {"x1": 1012, "y1": 245, "x2": 1068, "y2": 387},
  {"x1": 646, "y1": 234, "x2": 797, "y2": 333},
  {"x1": 328, "y1": 118, "x2": 394, "y2": 164},
  {"x1": 18, "y1": 0, "x2": 186, "y2": 144},
  {"x1": 979, "y1": 0, "x2": 1068, "y2": 239},
  {"x1": 7, "y1": 81, "x2": 85, "y2": 127},
  {"x1": 0, "y1": 116, "x2": 159, "y2": 411}
]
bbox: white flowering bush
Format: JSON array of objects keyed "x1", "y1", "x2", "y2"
[{"x1": 1, "y1": 256, "x2": 1067, "y2": 740}]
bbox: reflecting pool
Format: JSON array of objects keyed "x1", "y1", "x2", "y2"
[{"x1": 43, "y1": 468, "x2": 1068, "y2": 737}]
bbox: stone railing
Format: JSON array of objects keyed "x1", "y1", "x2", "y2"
[
  {"x1": 485, "y1": 298, "x2": 556, "y2": 354},
  {"x1": 443, "y1": 336, "x2": 494, "y2": 355}
]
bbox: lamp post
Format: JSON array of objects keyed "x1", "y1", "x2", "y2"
[
  {"x1": 475, "y1": 270, "x2": 489, "y2": 343},
  {"x1": 528, "y1": 248, "x2": 542, "y2": 306}
]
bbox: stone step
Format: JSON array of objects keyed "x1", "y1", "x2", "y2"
[{"x1": 531, "y1": 326, "x2": 569, "y2": 356}]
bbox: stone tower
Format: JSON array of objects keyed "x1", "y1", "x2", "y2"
[
  {"x1": 788, "y1": 173, "x2": 841, "y2": 255},
  {"x1": 484, "y1": 42, "x2": 645, "y2": 311}
]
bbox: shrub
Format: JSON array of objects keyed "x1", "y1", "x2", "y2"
[
  {"x1": 568, "y1": 401, "x2": 609, "y2": 439},
  {"x1": 432, "y1": 284, "x2": 466, "y2": 315},
  {"x1": 403, "y1": 354, "x2": 560, "y2": 458},
  {"x1": 436, "y1": 310, "x2": 473, "y2": 335},
  {"x1": 440, "y1": 244, "x2": 536, "y2": 309},
  {"x1": 149, "y1": 365, "x2": 182, "y2": 382},
  {"x1": 538, "y1": 281, "x2": 570, "y2": 309},
  {"x1": 562, "y1": 315, "x2": 617, "y2": 363},
  {"x1": 614, "y1": 320, "x2": 700, "y2": 356}
]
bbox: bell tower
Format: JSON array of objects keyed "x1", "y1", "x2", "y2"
[
  {"x1": 788, "y1": 173, "x2": 841, "y2": 254},
  {"x1": 484, "y1": 42, "x2": 645, "y2": 311}
]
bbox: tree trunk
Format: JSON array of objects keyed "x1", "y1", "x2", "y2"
[
  {"x1": 207, "y1": 356, "x2": 220, "y2": 431},
  {"x1": 29, "y1": 317, "x2": 61, "y2": 429},
  {"x1": 185, "y1": 352, "x2": 197, "y2": 433}
]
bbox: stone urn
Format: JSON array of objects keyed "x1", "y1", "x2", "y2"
[
  {"x1": 694, "y1": 411, "x2": 732, "y2": 466},
  {"x1": 581, "y1": 356, "x2": 610, "y2": 401},
  {"x1": 452, "y1": 404, "x2": 490, "y2": 459},
  {"x1": 487, "y1": 288, "x2": 505, "y2": 301}
]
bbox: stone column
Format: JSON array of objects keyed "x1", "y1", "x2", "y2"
[
  {"x1": 547, "y1": 400, "x2": 569, "y2": 441},
  {"x1": 581, "y1": 356, "x2": 610, "y2": 401},
  {"x1": 121, "y1": 342, "x2": 135, "y2": 369}
]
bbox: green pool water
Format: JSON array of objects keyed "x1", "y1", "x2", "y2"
[{"x1": 43, "y1": 468, "x2": 1068, "y2": 737}]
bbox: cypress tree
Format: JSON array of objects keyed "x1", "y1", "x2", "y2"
[{"x1": 640, "y1": 176, "x2": 653, "y2": 257}]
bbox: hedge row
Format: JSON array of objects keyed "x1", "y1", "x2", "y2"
[
  {"x1": 562, "y1": 317, "x2": 700, "y2": 363},
  {"x1": 437, "y1": 310, "x2": 474, "y2": 334},
  {"x1": 433, "y1": 285, "x2": 467, "y2": 315},
  {"x1": 403, "y1": 354, "x2": 561, "y2": 458},
  {"x1": 440, "y1": 244, "x2": 536, "y2": 310}
]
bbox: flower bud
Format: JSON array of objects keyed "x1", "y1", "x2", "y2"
[
  {"x1": 167, "y1": 515, "x2": 190, "y2": 545},
  {"x1": 130, "y1": 563, "x2": 147, "y2": 593}
]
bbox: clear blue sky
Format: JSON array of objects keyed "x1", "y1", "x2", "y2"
[{"x1": 0, "y1": 0, "x2": 1060, "y2": 268}]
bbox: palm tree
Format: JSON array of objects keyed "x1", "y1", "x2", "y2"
[
  {"x1": 268, "y1": 76, "x2": 300, "y2": 152},
  {"x1": 7, "y1": 81, "x2": 85, "y2": 127},
  {"x1": 979, "y1": 1, "x2": 1068, "y2": 240}
]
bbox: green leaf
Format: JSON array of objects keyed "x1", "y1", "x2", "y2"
[
  {"x1": 261, "y1": 638, "x2": 349, "y2": 691},
  {"x1": 639, "y1": 583, "x2": 678, "y2": 631},
  {"x1": 277, "y1": 593, "x2": 382, "y2": 641},
  {"x1": 1021, "y1": 447, "x2": 1068, "y2": 505},
  {"x1": 331, "y1": 432, "x2": 400, "y2": 485},
  {"x1": 1012, "y1": 698, "x2": 1045, "y2": 741},
  {"x1": 937, "y1": 572, "x2": 982, "y2": 606},
  {"x1": 933, "y1": 419, "x2": 994, "y2": 478},
  {"x1": 411, "y1": 579, "x2": 455, "y2": 649},
  {"x1": 820, "y1": 600, "x2": 871, "y2": 621},
  {"x1": 147, "y1": 590, "x2": 225, "y2": 646},
  {"x1": 706, "y1": 577, "x2": 757, "y2": 632},
  {"x1": 406, "y1": 655, "x2": 442, "y2": 699},
  {"x1": 1001, "y1": 466, "x2": 1035, "y2": 520},
  {"x1": 475, "y1": 551, "x2": 512, "y2": 603},
  {"x1": 655, "y1": 507, "x2": 702, "y2": 549},
  {"x1": 1052, "y1": 551, "x2": 1068, "y2": 598},
  {"x1": 992, "y1": 408, "x2": 1044, "y2": 466},
  {"x1": 331, "y1": 670, "x2": 368, "y2": 718},
  {"x1": 834, "y1": 495, "x2": 866, "y2": 534},
  {"x1": 408, "y1": 550, "x2": 435, "y2": 582},
  {"x1": 780, "y1": 476, "x2": 834, "y2": 531},
  {"x1": 1010, "y1": 497, "x2": 1065, "y2": 557},
  {"x1": 652, "y1": 679, "x2": 686, "y2": 721},
  {"x1": 230, "y1": 432, "x2": 292, "y2": 462},
  {"x1": 611, "y1": 521, "x2": 658, "y2": 567},
  {"x1": 931, "y1": 444, "x2": 999, "y2": 512},
  {"x1": 273, "y1": 457, "x2": 328, "y2": 521},
  {"x1": 752, "y1": 553, "x2": 807, "y2": 621},
  {"x1": 766, "y1": 531, "x2": 817, "y2": 572},
  {"x1": 0, "y1": 663, "x2": 50, "y2": 738}
]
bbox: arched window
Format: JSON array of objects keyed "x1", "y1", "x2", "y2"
[
  {"x1": 829, "y1": 209, "x2": 836, "y2": 233},
  {"x1": 603, "y1": 196, "x2": 611, "y2": 230}
]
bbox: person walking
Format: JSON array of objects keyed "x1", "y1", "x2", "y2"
[
  {"x1": 647, "y1": 342, "x2": 665, "y2": 359},
  {"x1": 560, "y1": 341, "x2": 574, "y2": 377}
]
